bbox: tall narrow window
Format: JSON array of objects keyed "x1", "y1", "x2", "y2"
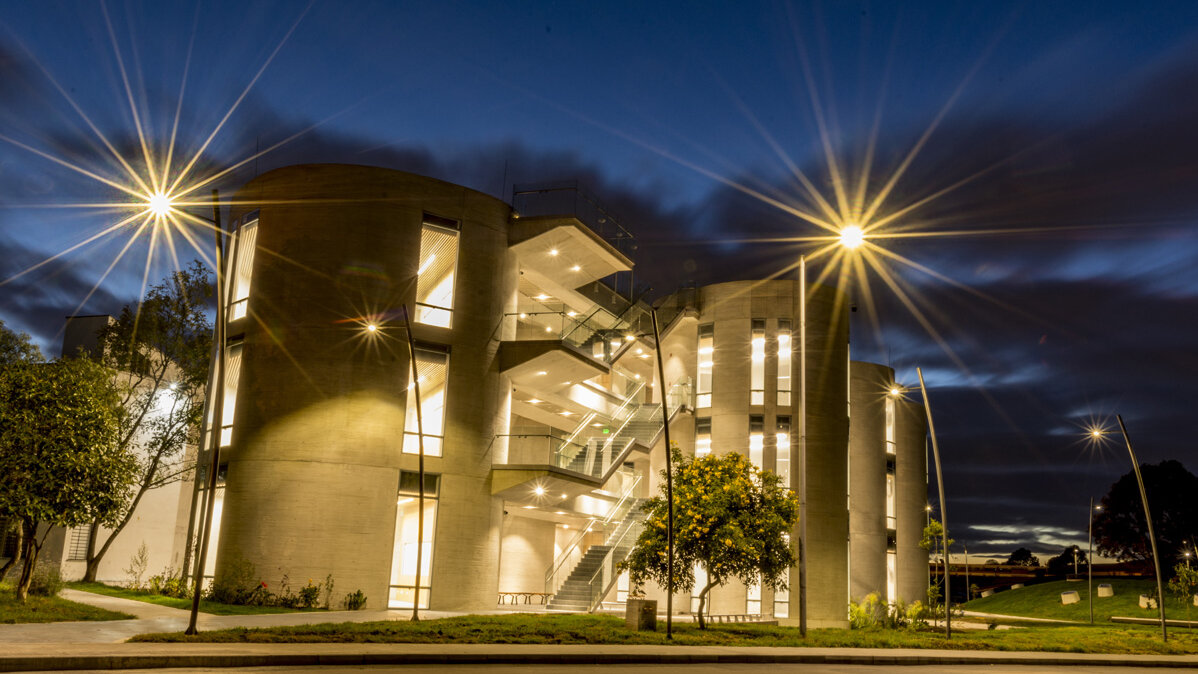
[
  {"x1": 695, "y1": 417, "x2": 712, "y2": 457},
  {"x1": 886, "y1": 551, "x2": 897, "y2": 603},
  {"x1": 749, "y1": 415, "x2": 764, "y2": 469},
  {"x1": 66, "y1": 525, "x2": 91, "y2": 561},
  {"x1": 404, "y1": 347, "x2": 449, "y2": 457},
  {"x1": 750, "y1": 319, "x2": 765, "y2": 405},
  {"x1": 696, "y1": 324, "x2": 714, "y2": 408},
  {"x1": 228, "y1": 219, "x2": 258, "y2": 321},
  {"x1": 220, "y1": 341, "x2": 243, "y2": 447},
  {"x1": 774, "y1": 583, "x2": 790, "y2": 618},
  {"x1": 776, "y1": 320, "x2": 792, "y2": 406},
  {"x1": 775, "y1": 416, "x2": 791, "y2": 487},
  {"x1": 885, "y1": 395, "x2": 896, "y2": 455},
  {"x1": 886, "y1": 472, "x2": 897, "y2": 529},
  {"x1": 389, "y1": 471, "x2": 439, "y2": 608},
  {"x1": 415, "y1": 215, "x2": 460, "y2": 328},
  {"x1": 746, "y1": 578, "x2": 762, "y2": 614}
]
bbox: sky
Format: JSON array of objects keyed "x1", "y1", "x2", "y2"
[{"x1": 1, "y1": 1, "x2": 1197, "y2": 562}]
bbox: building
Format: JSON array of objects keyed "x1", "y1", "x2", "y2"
[{"x1": 174, "y1": 163, "x2": 929, "y2": 626}]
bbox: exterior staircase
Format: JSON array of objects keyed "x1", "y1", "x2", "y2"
[{"x1": 546, "y1": 500, "x2": 646, "y2": 612}]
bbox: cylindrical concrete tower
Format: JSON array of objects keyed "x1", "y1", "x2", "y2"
[
  {"x1": 895, "y1": 397, "x2": 929, "y2": 605},
  {"x1": 219, "y1": 165, "x2": 514, "y2": 610},
  {"x1": 848, "y1": 361, "x2": 890, "y2": 601}
]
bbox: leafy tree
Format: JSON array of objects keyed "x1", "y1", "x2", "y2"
[
  {"x1": 1092, "y1": 460, "x2": 1198, "y2": 569},
  {"x1": 1167, "y1": 562, "x2": 1198, "y2": 621},
  {"x1": 81, "y1": 261, "x2": 212, "y2": 581},
  {"x1": 920, "y1": 519, "x2": 953, "y2": 606},
  {"x1": 1005, "y1": 547, "x2": 1040, "y2": 567},
  {"x1": 1045, "y1": 545, "x2": 1087, "y2": 577},
  {"x1": 0, "y1": 356, "x2": 135, "y2": 600},
  {"x1": 620, "y1": 448, "x2": 799, "y2": 628},
  {"x1": 0, "y1": 320, "x2": 42, "y2": 582}
]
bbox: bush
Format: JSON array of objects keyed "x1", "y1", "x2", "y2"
[
  {"x1": 147, "y1": 567, "x2": 190, "y2": 598},
  {"x1": 27, "y1": 565, "x2": 65, "y2": 597},
  {"x1": 124, "y1": 543, "x2": 150, "y2": 590},
  {"x1": 849, "y1": 592, "x2": 931, "y2": 630},
  {"x1": 206, "y1": 557, "x2": 258, "y2": 605},
  {"x1": 344, "y1": 590, "x2": 367, "y2": 611}
]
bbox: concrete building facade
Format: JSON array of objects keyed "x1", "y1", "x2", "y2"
[{"x1": 44, "y1": 163, "x2": 928, "y2": 624}]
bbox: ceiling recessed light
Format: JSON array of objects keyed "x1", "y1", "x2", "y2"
[
  {"x1": 555, "y1": 511, "x2": 566, "y2": 515},
  {"x1": 534, "y1": 486, "x2": 545, "y2": 496},
  {"x1": 535, "y1": 294, "x2": 550, "y2": 301},
  {"x1": 560, "y1": 493, "x2": 568, "y2": 499},
  {"x1": 523, "y1": 505, "x2": 536, "y2": 509},
  {"x1": 571, "y1": 265, "x2": 581, "y2": 272},
  {"x1": 527, "y1": 398, "x2": 542, "y2": 404},
  {"x1": 535, "y1": 371, "x2": 547, "y2": 376},
  {"x1": 549, "y1": 249, "x2": 559, "y2": 256},
  {"x1": 559, "y1": 411, "x2": 573, "y2": 416},
  {"x1": 566, "y1": 310, "x2": 577, "y2": 317}
]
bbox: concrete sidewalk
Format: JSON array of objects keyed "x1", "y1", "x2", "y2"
[{"x1": 2, "y1": 642, "x2": 1198, "y2": 672}]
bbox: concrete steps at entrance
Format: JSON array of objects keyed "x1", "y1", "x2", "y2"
[{"x1": 546, "y1": 500, "x2": 647, "y2": 612}]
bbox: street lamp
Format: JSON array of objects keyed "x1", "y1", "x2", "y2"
[
  {"x1": 1089, "y1": 501, "x2": 1100, "y2": 625},
  {"x1": 1094, "y1": 419, "x2": 1168, "y2": 641},
  {"x1": 917, "y1": 367, "x2": 951, "y2": 638},
  {"x1": 185, "y1": 189, "x2": 225, "y2": 636}
]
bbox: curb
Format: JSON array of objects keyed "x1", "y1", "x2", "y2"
[{"x1": 4, "y1": 650, "x2": 1198, "y2": 671}]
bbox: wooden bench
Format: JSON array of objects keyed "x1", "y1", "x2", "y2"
[
  {"x1": 497, "y1": 591, "x2": 552, "y2": 605},
  {"x1": 705, "y1": 613, "x2": 776, "y2": 624}
]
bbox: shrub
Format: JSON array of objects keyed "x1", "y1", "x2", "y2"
[
  {"x1": 123, "y1": 543, "x2": 150, "y2": 590},
  {"x1": 27, "y1": 565, "x2": 65, "y2": 597},
  {"x1": 344, "y1": 589, "x2": 367, "y2": 610},
  {"x1": 298, "y1": 579, "x2": 321, "y2": 609},
  {"x1": 147, "y1": 567, "x2": 190, "y2": 598}
]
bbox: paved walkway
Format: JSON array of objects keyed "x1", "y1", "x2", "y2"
[{"x1": 3, "y1": 591, "x2": 1197, "y2": 671}]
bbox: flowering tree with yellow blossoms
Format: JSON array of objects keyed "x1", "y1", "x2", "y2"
[{"x1": 619, "y1": 448, "x2": 799, "y2": 628}]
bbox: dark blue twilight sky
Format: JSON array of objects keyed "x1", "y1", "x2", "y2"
[{"x1": 2, "y1": 1, "x2": 1198, "y2": 561}]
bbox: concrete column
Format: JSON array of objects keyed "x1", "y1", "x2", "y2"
[
  {"x1": 895, "y1": 398, "x2": 929, "y2": 605},
  {"x1": 848, "y1": 361, "x2": 890, "y2": 601}
]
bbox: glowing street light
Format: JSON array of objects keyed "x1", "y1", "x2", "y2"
[
  {"x1": 148, "y1": 192, "x2": 174, "y2": 217},
  {"x1": 838, "y1": 224, "x2": 864, "y2": 249}
]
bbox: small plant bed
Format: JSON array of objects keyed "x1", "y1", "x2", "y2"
[
  {"x1": 963, "y1": 579, "x2": 1196, "y2": 623},
  {"x1": 130, "y1": 613, "x2": 1198, "y2": 655},
  {"x1": 67, "y1": 582, "x2": 323, "y2": 616},
  {"x1": 0, "y1": 582, "x2": 133, "y2": 624}
]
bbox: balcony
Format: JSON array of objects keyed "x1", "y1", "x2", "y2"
[{"x1": 510, "y1": 182, "x2": 636, "y2": 305}]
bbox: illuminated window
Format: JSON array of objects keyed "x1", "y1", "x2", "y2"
[
  {"x1": 750, "y1": 319, "x2": 765, "y2": 405},
  {"x1": 617, "y1": 570, "x2": 630, "y2": 602},
  {"x1": 885, "y1": 395, "x2": 896, "y2": 454},
  {"x1": 389, "y1": 471, "x2": 439, "y2": 608},
  {"x1": 404, "y1": 347, "x2": 448, "y2": 456},
  {"x1": 775, "y1": 416, "x2": 791, "y2": 487},
  {"x1": 746, "y1": 577, "x2": 761, "y2": 614},
  {"x1": 749, "y1": 415, "x2": 764, "y2": 469},
  {"x1": 775, "y1": 580, "x2": 789, "y2": 618},
  {"x1": 228, "y1": 219, "x2": 258, "y2": 321},
  {"x1": 776, "y1": 320, "x2": 792, "y2": 406},
  {"x1": 696, "y1": 324, "x2": 713, "y2": 408},
  {"x1": 415, "y1": 215, "x2": 460, "y2": 328},
  {"x1": 886, "y1": 551, "x2": 897, "y2": 603},
  {"x1": 695, "y1": 417, "x2": 712, "y2": 457},
  {"x1": 886, "y1": 472, "x2": 897, "y2": 529},
  {"x1": 220, "y1": 341, "x2": 243, "y2": 447}
]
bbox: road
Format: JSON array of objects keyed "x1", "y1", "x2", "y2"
[{"x1": 13, "y1": 665, "x2": 1187, "y2": 674}]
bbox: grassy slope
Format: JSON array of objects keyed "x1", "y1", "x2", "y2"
[
  {"x1": 963, "y1": 579, "x2": 1197, "y2": 623},
  {"x1": 68, "y1": 582, "x2": 323, "y2": 616},
  {"x1": 0, "y1": 582, "x2": 133, "y2": 624},
  {"x1": 130, "y1": 613, "x2": 1198, "y2": 655}
]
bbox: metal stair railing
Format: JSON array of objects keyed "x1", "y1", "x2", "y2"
[
  {"x1": 585, "y1": 507, "x2": 648, "y2": 612},
  {"x1": 544, "y1": 473, "x2": 641, "y2": 595}
]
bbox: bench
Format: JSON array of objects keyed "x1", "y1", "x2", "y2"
[
  {"x1": 705, "y1": 613, "x2": 776, "y2": 624},
  {"x1": 497, "y1": 592, "x2": 552, "y2": 605}
]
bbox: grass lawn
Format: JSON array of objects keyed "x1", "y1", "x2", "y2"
[
  {"x1": 963, "y1": 579, "x2": 1198, "y2": 623},
  {"x1": 130, "y1": 613, "x2": 1198, "y2": 655},
  {"x1": 0, "y1": 582, "x2": 133, "y2": 624},
  {"x1": 67, "y1": 582, "x2": 324, "y2": 616}
]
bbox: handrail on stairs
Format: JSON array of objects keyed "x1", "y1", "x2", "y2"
[{"x1": 544, "y1": 472, "x2": 641, "y2": 595}]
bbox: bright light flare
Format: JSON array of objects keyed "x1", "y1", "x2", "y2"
[
  {"x1": 147, "y1": 192, "x2": 173, "y2": 217},
  {"x1": 839, "y1": 224, "x2": 864, "y2": 249}
]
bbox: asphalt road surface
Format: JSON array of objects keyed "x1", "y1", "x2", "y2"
[{"x1": 16, "y1": 665, "x2": 1187, "y2": 674}]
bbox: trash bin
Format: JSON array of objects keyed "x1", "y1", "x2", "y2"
[{"x1": 625, "y1": 598, "x2": 657, "y2": 631}]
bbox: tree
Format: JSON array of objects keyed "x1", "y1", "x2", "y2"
[
  {"x1": 0, "y1": 356, "x2": 135, "y2": 600},
  {"x1": 0, "y1": 320, "x2": 41, "y2": 582},
  {"x1": 1167, "y1": 562, "x2": 1198, "y2": 621},
  {"x1": 620, "y1": 448, "x2": 799, "y2": 628},
  {"x1": 1092, "y1": 460, "x2": 1198, "y2": 570},
  {"x1": 920, "y1": 519, "x2": 954, "y2": 606},
  {"x1": 81, "y1": 261, "x2": 213, "y2": 581},
  {"x1": 1045, "y1": 545, "x2": 1086, "y2": 577},
  {"x1": 1006, "y1": 547, "x2": 1040, "y2": 567}
]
